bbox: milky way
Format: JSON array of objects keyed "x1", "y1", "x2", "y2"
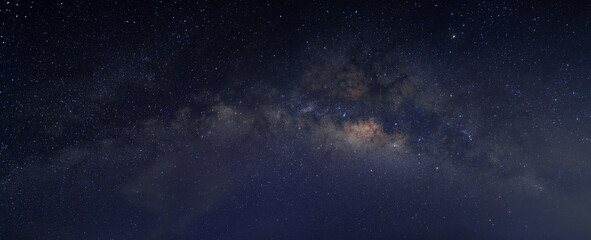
[{"x1": 1, "y1": 1, "x2": 591, "y2": 239}]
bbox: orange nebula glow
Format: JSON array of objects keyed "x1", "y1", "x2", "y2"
[{"x1": 341, "y1": 121, "x2": 406, "y2": 148}]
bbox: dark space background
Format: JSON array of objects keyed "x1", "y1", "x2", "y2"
[{"x1": 1, "y1": 0, "x2": 590, "y2": 239}]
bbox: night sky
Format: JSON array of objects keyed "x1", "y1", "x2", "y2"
[{"x1": 1, "y1": 1, "x2": 591, "y2": 239}]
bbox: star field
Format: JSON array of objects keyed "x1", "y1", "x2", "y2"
[{"x1": 1, "y1": 1, "x2": 591, "y2": 239}]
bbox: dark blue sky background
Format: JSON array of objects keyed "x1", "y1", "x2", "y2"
[{"x1": 1, "y1": 1, "x2": 590, "y2": 239}]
